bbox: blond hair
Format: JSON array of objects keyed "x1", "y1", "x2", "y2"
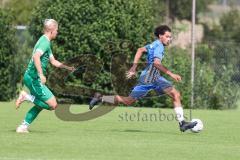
[{"x1": 43, "y1": 19, "x2": 58, "y2": 32}]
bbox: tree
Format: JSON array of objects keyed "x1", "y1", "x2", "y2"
[
  {"x1": 4, "y1": 0, "x2": 40, "y2": 25},
  {"x1": 29, "y1": 0, "x2": 155, "y2": 100},
  {"x1": 219, "y1": 9, "x2": 240, "y2": 42},
  {"x1": 169, "y1": 0, "x2": 214, "y2": 21},
  {"x1": 0, "y1": 9, "x2": 17, "y2": 101},
  {"x1": 203, "y1": 10, "x2": 240, "y2": 108}
]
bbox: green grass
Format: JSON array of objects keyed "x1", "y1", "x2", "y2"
[{"x1": 0, "y1": 101, "x2": 240, "y2": 160}]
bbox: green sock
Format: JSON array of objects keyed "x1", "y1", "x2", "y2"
[
  {"x1": 24, "y1": 106, "x2": 43, "y2": 124},
  {"x1": 33, "y1": 98, "x2": 51, "y2": 110}
]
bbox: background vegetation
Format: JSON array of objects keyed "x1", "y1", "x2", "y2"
[{"x1": 0, "y1": 0, "x2": 239, "y2": 109}]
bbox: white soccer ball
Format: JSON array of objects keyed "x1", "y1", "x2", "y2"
[{"x1": 191, "y1": 119, "x2": 203, "y2": 133}]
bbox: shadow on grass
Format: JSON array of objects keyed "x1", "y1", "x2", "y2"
[
  {"x1": 107, "y1": 129, "x2": 183, "y2": 135},
  {"x1": 8, "y1": 129, "x2": 55, "y2": 134}
]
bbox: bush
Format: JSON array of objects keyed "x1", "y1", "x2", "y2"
[
  {"x1": 204, "y1": 9, "x2": 240, "y2": 43},
  {"x1": 169, "y1": 0, "x2": 214, "y2": 21},
  {"x1": 202, "y1": 9, "x2": 240, "y2": 109},
  {"x1": 29, "y1": 0, "x2": 154, "y2": 100},
  {"x1": 4, "y1": 0, "x2": 40, "y2": 25},
  {"x1": 0, "y1": 9, "x2": 17, "y2": 101},
  {"x1": 14, "y1": 30, "x2": 35, "y2": 82},
  {"x1": 28, "y1": 0, "x2": 239, "y2": 109},
  {"x1": 194, "y1": 44, "x2": 240, "y2": 109}
]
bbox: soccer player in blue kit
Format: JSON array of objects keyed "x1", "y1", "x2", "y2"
[{"x1": 90, "y1": 25, "x2": 197, "y2": 132}]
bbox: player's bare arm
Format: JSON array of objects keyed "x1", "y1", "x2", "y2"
[
  {"x1": 153, "y1": 58, "x2": 181, "y2": 82},
  {"x1": 126, "y1": 47, "x2": 147, "y2": 79},
  {"x1": 50, "y1": 56, "x2": 75, "y2": 71}
]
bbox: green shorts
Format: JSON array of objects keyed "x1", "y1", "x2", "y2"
[{"x1": 23, "y1": 72, "x2": 54, "y2": 102}]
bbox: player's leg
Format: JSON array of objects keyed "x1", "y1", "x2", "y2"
[
  {"x1": 115, "y1": 95, "x2": 136, "y2": 105},
  {"x1": 16, "y1": 90, "x2": 35, "y2": 109},
  {"x1": 16, "y1": 74, "x2": 56, "y2": 132},
  {"x1": 16, "y1": 73, "x2": 52, "y2": 110},
  {"x1": 16, "y1": 87, "x2": 55, "y2": 133},
  {"x1": 89, "y1": 94, "x2": 136, "y2": 110},
  {"x1": 16, "y1": 73, "x2": 35, "y2": 108},
  {"x1": 45, "y1": 96, "x2": 58, "y2": 110},
  {"x1": 163, "y1": 87, "x2": 184, "y2": 121},
  {"x1": 16, "y1": 87, "x2": 56, "y2": 133},
  {"x1": 89, "y1": 84, "x2": 153, "y2": 110},
  {"x1": 16, "y1": 90, "x2": 52, "y2": 110},
  {"x1": 101, "y1": 95, "x2": 136, "y2": 106},
  {"x1": 30, "y1": 84, "x2": 57, "y2": 111},
  {"x1": 33, "y1": 98, "x2": 52, "y2": 110},
  {"x1": 164, "y1": 87, "x2": 197, "y2": 132},
  {"x1": 16, "y1": 106, "x2": 42, "y2": 133},
  {"x1": 32, "y1": 85, "x2": 57, "y2": 110},
  {"x1": 154, "y1": 77, "x2": 197, "y2": 132}
]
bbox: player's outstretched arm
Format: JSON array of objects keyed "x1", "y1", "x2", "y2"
[
  {"x1": 126, "y1": 47, "x2": 147, "y2": 79},
  {"x1": 153, "y1": 58, "x2": 181, "y2": 82},
  {"x1": 50, "y1": 56, "x2": 75, "y2": 72}
]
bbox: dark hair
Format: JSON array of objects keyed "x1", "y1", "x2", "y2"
[{"x1": 154, "y1": 25, "x2": 171, "y2": 37}]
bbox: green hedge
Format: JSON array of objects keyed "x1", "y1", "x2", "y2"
[
  {"x1": 29, "y1": 0, "x2": 155, "y2": 100},
  {"x1": 27, "y1": 0, "x2": 239, "y2": 109},
  {"x1": 0, "y1": 9, "x2": 17, "y2": 101},
  {"x1": 194, "y1": 44, "x2": 240, "y2": 109}
]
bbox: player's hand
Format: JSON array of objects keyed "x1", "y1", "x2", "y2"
[
  {"x1": 39, "y1": 74, "x2": 46, "y2": 84},
  {"x1": 170, "y1": 73, "x2": 182, "y2": 82},
  {"x1": 126, "y1": 67, "x2": 136, "y2": 79},
  {"x1": 68, "y1": 66, "x2": 76, "y2": 72},
  {"x1": 126, "y1": 71, "x2": 136, "y2": 79}
]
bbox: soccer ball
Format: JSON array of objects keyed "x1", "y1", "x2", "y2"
[{"x1": 191, "y1": 119, "x2": 203, "y2": 133}]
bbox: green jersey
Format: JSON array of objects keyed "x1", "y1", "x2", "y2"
[{"x1": 26, "y1": 35, "x2": 53, "y2": 78}]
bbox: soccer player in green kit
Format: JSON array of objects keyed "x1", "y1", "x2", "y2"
[{"x1": 15, "y1": 19, "x2": 75, "y2": 133}]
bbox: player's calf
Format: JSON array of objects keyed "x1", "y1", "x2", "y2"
[
  {"x1": 89, "y1": 94, "x2": 136, "y2": 110},
  {"x1": 115, "y1": 95, "x2": 135, "y2": 105}
]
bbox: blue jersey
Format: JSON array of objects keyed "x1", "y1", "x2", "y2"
[{"x1": 139, "y1": 40, "x2": 165, "y2": 84}]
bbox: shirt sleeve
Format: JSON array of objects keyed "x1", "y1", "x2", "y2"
[
  {"x1": 35, "y1": 41, "x2": 50, "y2": 56},
  {"x1": 153, "y1": 45, "x2": 164, "y2": 61},
  {"x1": 144, "y1": 44, "x2": 150, "y2": 50},
  {"x1": 49, "y1": 48, "x2": 53, "y2": 58}
]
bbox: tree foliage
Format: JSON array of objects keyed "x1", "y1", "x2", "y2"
[
  {"x1": 202, "y1": 10, "x2": 240, "y2": 109},
  {"x1": 169, "y1": 0, "x2": 214, "y2": 21},
  {"x1": 29, "y1": 0, "x2": 154, "y2": 99},
  {"x1": 0, "y1": 9, "x2": 17, "y2": 101},
  {"x1": 204, "y1": 10, "x2": 240, "y2": 42},
  {"x1": 4, "y1": 0, "x2": 40, "y2": 25}
]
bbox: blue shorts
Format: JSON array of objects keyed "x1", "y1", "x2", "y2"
[{"x1": 129, "y1": 76, "x2": 172, "y2": 99}]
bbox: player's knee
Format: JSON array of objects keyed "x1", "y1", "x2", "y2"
[
  {"x1": 125, "y1": 101, "x2": 132, "y2": 105},
  {"x1": 173, "y1": 91, "x2": 181, "y2": 100},
  {"x1": 50, "y1": 103, "x2": 58, "y2": 110},
  {"x1": 125, "y1": 98, "x2": 135, "y2": 105}
]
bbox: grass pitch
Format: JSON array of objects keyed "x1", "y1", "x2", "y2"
[{"x1": 0, "y1": 101, "x2": 240, "y2": 160}]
